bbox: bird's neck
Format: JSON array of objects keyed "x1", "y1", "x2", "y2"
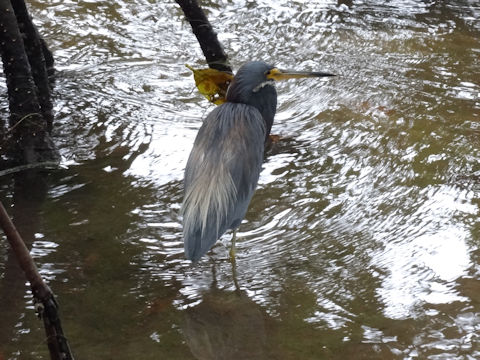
[
  {"x1": 227, "y1": 85, "x2": 277, "y2": 140},
  {"x1": 251, "y1": 88, "x2": 277, "y2": 139}
]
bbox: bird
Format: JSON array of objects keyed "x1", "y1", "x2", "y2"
[{"x1": 182, "y1": 61, "x2": 334, "y2": 262}]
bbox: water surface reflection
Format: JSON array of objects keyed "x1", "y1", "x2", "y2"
[{"x1": 0, "y1": 0, "x2": 479, "y2": 359}]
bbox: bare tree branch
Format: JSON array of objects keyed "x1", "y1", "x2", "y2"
[
  {"x1": 0, "y1": 201, "x2": 74, "y2": 360},
  {"x1": 175, "y1": 0, "x2": 232, "y2": 73}
]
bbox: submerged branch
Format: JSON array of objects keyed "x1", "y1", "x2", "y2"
[{"x1": 0, "y1": 202, "x2": 74, "y2": 360}]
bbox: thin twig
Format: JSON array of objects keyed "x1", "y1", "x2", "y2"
[
  {"x1": 6, "y1": 112, "x2": 42, "y2": 134},
  {"x1": 0, "y1": 161, "x2": 61, "y2": 177}
]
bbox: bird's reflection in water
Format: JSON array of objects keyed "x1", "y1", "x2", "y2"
[{"x1": 183, "y1": 262, "x2": 266, "y2": 360}]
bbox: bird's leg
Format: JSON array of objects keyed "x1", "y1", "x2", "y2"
[
  {"x1": 229, "y1": 229, "x2": 237, "y2": 261},
  {"x1": 231, "y1": 256, "x2": 240, "y2": 292}
]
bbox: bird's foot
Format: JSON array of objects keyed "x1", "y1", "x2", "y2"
[{"x1": 269, "y1": 134, "x2": 281, "y2": 143}]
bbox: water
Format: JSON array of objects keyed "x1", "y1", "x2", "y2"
[{"x1": 0, "y1": 0, "x2": 479, "y2": 359}]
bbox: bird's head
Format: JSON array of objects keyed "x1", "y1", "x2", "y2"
[
  {"x1": 226, "y1": 61, "x2": 276, "y2": 105},
  {"x1": 226, "y1": 61, "x2": 334, "y2": 137}
]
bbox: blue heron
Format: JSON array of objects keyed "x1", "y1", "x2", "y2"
[{"x1": 182, "y1": 61, "x2": 334, "y2": 262}]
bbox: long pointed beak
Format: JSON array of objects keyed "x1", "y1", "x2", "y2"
[{"x1": 266, "y1": 67, "x2": 335, "y2": 81}]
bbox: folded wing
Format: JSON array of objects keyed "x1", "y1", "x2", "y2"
[{"x1": 182, "y1": 103, "x2": 266, "y2": 262}]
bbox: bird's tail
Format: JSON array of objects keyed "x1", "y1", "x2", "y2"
[{"x1": 181, "y1": 163, "x2": 237, "y2": 262}]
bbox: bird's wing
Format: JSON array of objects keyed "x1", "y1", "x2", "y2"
[{"x1": 182, "y1": 103, "x2": 266, "y2": 261}]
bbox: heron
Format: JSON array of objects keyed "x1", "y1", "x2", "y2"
[{"x1": 182, "y1": 61, "x2": 334, "y2": 262}]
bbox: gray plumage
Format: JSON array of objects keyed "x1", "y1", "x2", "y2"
[{"x1": 182, "y1": 103, "x2": 266, "y2": 262}]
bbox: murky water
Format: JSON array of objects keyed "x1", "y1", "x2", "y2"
[{"x1": 0, "y1": 0, "x2": 479, "y2": 359}]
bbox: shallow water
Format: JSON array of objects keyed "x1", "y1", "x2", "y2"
[{"x1": 0, "y1": 0, "x2": 479, "y2": 359}]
